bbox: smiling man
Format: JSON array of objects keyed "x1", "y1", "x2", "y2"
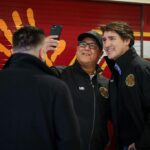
[
  {"x1": 101, "y1": 21, "x2": 150, "y2": 150},
  {"x1": 61, "y1": 31, "x2": 110, "y2": 150}
]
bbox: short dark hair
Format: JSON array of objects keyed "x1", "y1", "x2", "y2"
[
  {"x1": 101, "y1": 21, "x2": 134, "y2": 47},
  {"x1": 13, "y1": 25, "x2": 45, "y2": 51}
]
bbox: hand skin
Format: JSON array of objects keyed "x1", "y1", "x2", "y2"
[
  {"x1": 43, "y1": 35, "x2": 59, "y2": 51},
  {"x1": 39, "y1": 35, "x2": 59, "y2": 61},
  {"x1": 128, "y1": 143, "x2": 136, "y2": 150}
]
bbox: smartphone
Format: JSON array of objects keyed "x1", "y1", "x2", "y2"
[{"x1": 49, "y1": 25, "x2": 62, "y2": 40}]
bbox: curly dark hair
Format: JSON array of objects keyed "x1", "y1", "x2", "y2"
[
  {"x1": 13, "y1": 25, "x2": 45, "y2": 51},
  {"x1": 101, "y1": 21, "x2": 135, "y2": 47}
]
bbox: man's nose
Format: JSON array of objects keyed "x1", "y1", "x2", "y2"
[
  {"x1": 104, "y1": 40, "x2": 111, "y2": 48},
  {"x1": 84, "y1": 44, "x2": 91, "y2": 50}
]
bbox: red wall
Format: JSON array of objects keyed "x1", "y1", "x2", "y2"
[
  {"x1": 1, "y1": 0, "x2": 150, "y2": 70},
  {"x1": 1, "y1": 1, "x2": 150, "y2": 149}
]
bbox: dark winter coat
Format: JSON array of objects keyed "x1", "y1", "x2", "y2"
[
  {"x1": 61, "y1": 61, "x2": 110, "y2": 150},
  {"x1": 105, "y1": 48, "x2": 150, "y2": 150},
  {"x1": 0, "y1": 53, "x2": 80, "y2": 150}
]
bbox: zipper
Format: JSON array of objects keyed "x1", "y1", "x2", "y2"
[{"x1": 88, "y1": 79, "x2": 96, "y2": 150}]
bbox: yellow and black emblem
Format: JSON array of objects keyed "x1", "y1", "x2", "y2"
[
  {"x1": 125, "y1": 74, "x2": 135, "y2": 87},
  {"x1": 99, "y1": 87, "x2": 109, "y2": 99}
]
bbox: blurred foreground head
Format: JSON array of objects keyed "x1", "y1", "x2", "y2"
[{"x1": 13, "y1": 25, "x2": 45, "y2": 57}]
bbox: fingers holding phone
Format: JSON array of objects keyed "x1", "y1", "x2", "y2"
[
  {"x1": 39, "y1": 25, "x2": 62, "y2": 61},
  {"x1": 43, "y1": 25, "x2": 62, "y2": 51},
  {"x1": 44, "y1": 35, "x2": 59, "y2": 51},
  {"x1": 40, "y1": 35, "x2": 59, "y2": 61}
]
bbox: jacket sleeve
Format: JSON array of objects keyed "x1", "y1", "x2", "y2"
[
  {"x1": 138, "y1": 64, "x2": 150, "y2": 148},
  {"x1": 53, "y1": 81, "x2": 81, "y2": 150},
  {"x1": 97, "y1": 74, "x2": 111, "y2": 119},
  {"x1": 141, "y1": 65, "x2": 150, "y2": 111},
  {"x1": 50, "y1": 66, "x2": 66, "y2": 78}
]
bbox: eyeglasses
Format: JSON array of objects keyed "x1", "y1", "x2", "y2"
[{"x1": 78, "y1": 41, "x2": 98, "y2": 50}]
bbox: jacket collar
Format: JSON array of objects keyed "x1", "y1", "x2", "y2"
[
  {"x1": 73, "y1": 60, "x2": 102, "y2": 77},
  {"x1": 3, "y1": 53, "x2": 56, "y2": 76},
  {"x1": 115, "y1": 47, "x2": 138, "y2": 74},
  {"x1": 105, "y1": 47, "x2": 138, "y2": 75}
]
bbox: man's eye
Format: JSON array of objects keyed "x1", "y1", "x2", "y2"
[
  {"x1": 90, "y1": 44, "x2": 96, "y2": 49},
  {"x1": 110, "y1": 37, "x2": 116, "y2": 40},
  {"x1": 80, "y1": 43, "x2": 86, "y2": 47}
]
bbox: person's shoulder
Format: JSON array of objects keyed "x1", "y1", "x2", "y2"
[
  {"x1": 133, "y1": 57, "x2": 150, "y2": 76},
  {"x1": 49, "y1": 66, "x2": 66, "y2": 77},
  {"x1": 134, "y1": 56, "x2": 150, "y2": 68},
  {"x1": 36, "y1": 73, "x2": 68, "y2": 90},
  {"x1": 62, "y1": 65, "x2": 73, "y2": 71},
  {"x1": 62, "y1": 66, "x2": 73, "y2": 76},
  {"x1": 97, "y1": 74, "x2": 109, "y2": 99},
  {"x1": 50, "y1": 65, "x2": 74, "y2": 76}
]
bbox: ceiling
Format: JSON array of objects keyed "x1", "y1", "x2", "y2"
[{"x1": 92, "y1": 0, "x2": 150, "y2": 4}]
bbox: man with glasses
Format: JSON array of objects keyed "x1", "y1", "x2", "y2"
[{"x1": 60, "y1": 31, "x2": 110, "y2": 150}]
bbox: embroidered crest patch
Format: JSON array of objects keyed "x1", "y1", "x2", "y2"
[
  {"x1": 125, "y1": 74, "x2": 135, "y2": 87},
  {"x1": 99, "y1": 87, "x2": 109, "y2": 99}
]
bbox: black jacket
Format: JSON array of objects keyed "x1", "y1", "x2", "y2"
[
  {"x1": 105, "y1": 48, "x2": 150, "y2": 150},
  {"x1": 61, "y1": 61, "x2": 110, "y2": 150},
  {"x1": 0, "y1": 53, "x2": 80, "y2": 150}
]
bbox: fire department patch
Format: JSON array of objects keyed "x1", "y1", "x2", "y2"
[
  {"x1": 99, "y1": 87, "x2": 109, "y2": 99},
  {"x1": 125, "y1": 74, "x2": 135, "y2": 87}
]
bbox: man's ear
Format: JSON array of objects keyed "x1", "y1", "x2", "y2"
[{"x1": 124, "y1": 38, "x2": 130, "y2": 46}]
